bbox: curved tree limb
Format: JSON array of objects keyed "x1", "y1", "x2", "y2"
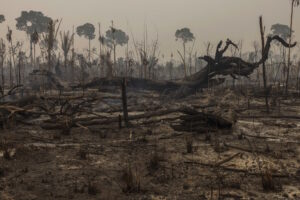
[
  {"x1": 215, "y1": 39, "x2": 238, "y2": 62},
  {"x1": 258, "y1": 35, "x2": 297, "y2": 65},
  {"x1": 81, "y1": 35, "x2": 297, "y2": 98}
]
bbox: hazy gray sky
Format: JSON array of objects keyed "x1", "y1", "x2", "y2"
[{"x1": 0, "y1": 0, "x2": 299, "y2": 60}]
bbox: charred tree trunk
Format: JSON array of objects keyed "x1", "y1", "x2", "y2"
[
  {"x1": 285, "y1": 0, "x2": 296, "y2": 95},
  {"x1": 121, "y1": 78, "x2": 129, "y2": 127},
  {"x1": 88, "y1": 39, "x2": 91, "y2": 65},
  {"x1": 30, "y1": 40, "x2": 33, "y2": 67},
  {"x1": 18, "y1": 52, "x2": 21, "y2": 85},
  {"x1": 9, "y1": 59, "x2": 12, "y2": 88},
  {"x1": 183, "y1": 42, "x2": 186, "y2": 78},
  {"x1": 259, "y1": 16, "x2": 269, "y2": 113},
  {"x1": 1, "y1": 55, "x2": 4, "y2": 91}
]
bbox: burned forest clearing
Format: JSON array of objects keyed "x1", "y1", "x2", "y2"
[
  {"x1": 1, "y1": 2, "x2": 300, "y2": 199},
  {"x1": 1, "y1": 86, "x2": 300, "y2": 199}
]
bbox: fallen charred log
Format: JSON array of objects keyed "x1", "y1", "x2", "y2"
[
  {"x1": 40, "y1": 106, "x2": 234, "y2": 136},
  {"x1": 172, "y1": 109, "x2": 233, "y2": 133},
  {"x1": 79, "y1": 35, "x2": 295, "y2": 98}
]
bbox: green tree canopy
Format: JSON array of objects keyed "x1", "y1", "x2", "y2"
[
  {"x1": 105, "y1": 28, "x2": 129, "y2": 47},
  {"x1": 15, "y1": 10, "x2": 51, "y2": 35},
  {"x1": 76, "y1": 23, "x2": 95, "y2": 40},
  {"x1": 270, "y1": 24, "x2": 293, "y2": 40},
  {"x1": 175, "y1": 28, "x2": 195, "y2": 43}
]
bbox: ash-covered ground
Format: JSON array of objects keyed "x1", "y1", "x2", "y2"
[{"x1": 1, "y1": 88, "x2": 300, "y2": 200}]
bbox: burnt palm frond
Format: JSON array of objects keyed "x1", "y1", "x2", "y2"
[
  {"x1": 293, "y1": 0, "x2": 300, "y2": 6},
  {"x1": 60, "y1": 31, "x2": 73, "y2": 57}
]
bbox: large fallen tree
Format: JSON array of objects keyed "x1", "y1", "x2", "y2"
[{"x1": 81, "y1": 35, "x2": 296, "y2": 97}]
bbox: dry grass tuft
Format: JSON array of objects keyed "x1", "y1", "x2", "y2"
[
  {"x1": 88, "y1": 181, "x2": 99, "y2": 195},
  {"x1": 186, "y1": 138, "x2": 193, "y2": 153},
  {"x1": 78, "y1": 148, "x2": 87, "y2": 160},
  {"x1": 121, "y1": 163, "x2": 141, "y2": 193},
  {"x1": 149, "y1": 151, "x2": 160, "y2": 172},
  {"x1": 261, "y1": 169, "x2": 275, "y2": 191}
]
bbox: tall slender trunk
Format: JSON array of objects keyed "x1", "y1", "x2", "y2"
[
  {"x1": 259, "y1": 16, "x2": 269, "y2": 113},
  {"x1": 88, "y1": 39, "x2": 91, "y2": 65},
  {"x1": 71, "y1": 49, "x2": 74, "y2": 83},
  {"x1": 183, "y1": 42, "x2": 186, "y2": 77},
  {"x1": 64, "y1": 53, "x2": 67, "y2": 69},
  {"x1": 71, "y1": 26, "x2": 75, "y2": 83},
  {"x1": 18, "y1": 52, "x2": 21, "y2": 85},
  {"x1": 33, "y1": 43, "x2": 36, "y2": 69},
  {"x1": 121, "y1": 78, "x2": 129, "y2": 127},
  {"x1": 1, "y1": 55, "x2": 4, "y2": 89},
  {"x1": 9, "y1": 40, "x2": 16, "y2": 86},
  {"x1": 9, "y1": 57, "x2": 12, "y2": 88},
  {"x1": 144, "y1": 62, "x2": 147, "y2": 79},
  {"x1": 125, "y1": 42, "x2": 128, "y2": 77},
  {"x1": 30, "y1": 40, "x2": 33, "y2": 66},
  {"x1": 113, "y1": 43, "x2": 116, "y2": 76},
  {"x1": 98, "y1": 23, "x2": 102, "y2": 77},
  {"x1": 285, "y1": 0, "x2": 295, "y2": 95},
  {"x1": 48, "y1": 46, "x2": 51, "y2": 71}
]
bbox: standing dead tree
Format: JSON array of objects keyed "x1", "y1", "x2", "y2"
[
  {"x1": 17, "y1": 50, "x2": 25, "y2": 86},
  {"x1": 121, "y1": 78, "x2": 129, "y2": 127},
  {"x1": 286, "y1": 0, "x2": 299, "y2": 95},
  {"x1": 259, "y1": 16, "x2": 269, "y2": 113},
  {"x1": 138, "y1": 37, "x2": 159, "y2": 80},
  {"x1": 0, "y1": 39, "x2": 5, "y2": 94},
  {"x1": 42, "y1": 19, "x2": 62, "y2": 71},
  {"x1": 6, "y1": 27, "x2": 15, "y2": 88},
  {"x1": 0, "y1": 15, "x2": 5, "y2": 92}
]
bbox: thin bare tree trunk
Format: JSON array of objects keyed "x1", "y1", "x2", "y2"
[
  {"x1": 30, "y1": 40, "x2": 33, "y2": 67},
  {"x1": 18, "y1": 52, "x2": 21, "y2": 85},
  {"x1": 285, "y1": 0, "x2": 295, "y2": 95},
  {"x1": 113, "y1": 43, "x2": 116, "y2": 76},
  {"x1": 98, "y1": 23, "x2": 102, "y2": 77},
  {"x1": 121, "y1": 78, "x2": 129, "y2": 127},
  {"x1": 0, "y1": 55, "x2": 4, "y2": 89},
  {"x1": 33, "y1": 43, "x2": 36, "y2": 69},
  {"x1": 88, "y1": 39, "x2": 91, "y2": 65},
  {"x1": 125, "y1": 42, "x2": 128, "y2": 77},
  {"x1": 183, "y1": 42, "x2": 186, "y2": 77},
  {"x1": 259, "y1": 16, "x2": 269, "y2": 113},
  {"x1": 9, "y1": 56, "x2": 12, "y2": 88},
  {"x1": 48, "y1": 47, "x2": 51, "y2": 72}
]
